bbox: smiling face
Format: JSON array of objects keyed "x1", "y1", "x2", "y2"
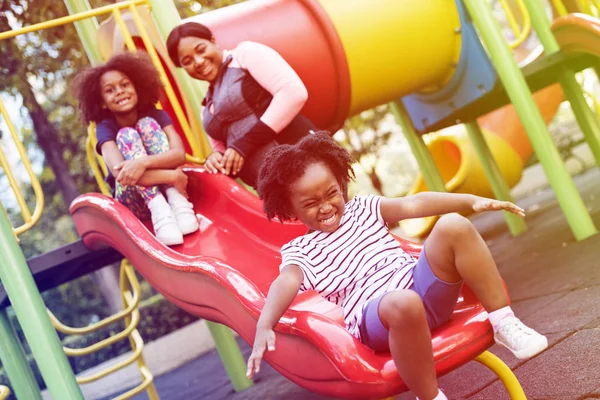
[
  {"x1": 99, "y1": 70, "x2": 138, "y2": 115},
  {"x1": 289, "y1": 162, "x2": 346, "y2": 233},
  {"x1": 177, "y1": 36, "x2": 223, "y2": 83}
]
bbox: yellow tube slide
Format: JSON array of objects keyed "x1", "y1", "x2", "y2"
[{"x1": 319, "y1": 0, "x2": 462, "y2": 115}]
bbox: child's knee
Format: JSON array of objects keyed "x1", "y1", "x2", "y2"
[
  {"x1": 135, "y1": 117, "x2": 170, "y2": 153},
  {"x1": 435, "y1": 213, "x2": 475, "y2": 238},
  {"x1": 135, "y1": 117, "x2": 161, "y2": 133},
  {"x1": 116, "y1": 127, "x2": 141, "y2": 148},
  {"x1": 379, "y1": 290, "x2": 426, "y2": 328}
]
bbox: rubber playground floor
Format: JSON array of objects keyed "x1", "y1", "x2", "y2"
[{"x1": 112, "y1": 167, "x2": 600, "y2": 400}]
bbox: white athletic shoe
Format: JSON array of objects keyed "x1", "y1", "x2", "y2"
[
  {"x1": 494, "y1": 316, "x2": 548, "y2": 360},
  {"x1": 148, "y1": 195, "x2": 183, "y2": 246},
  {"x1": 166, "y1": 188, "x2": 199, "y2": 235}
]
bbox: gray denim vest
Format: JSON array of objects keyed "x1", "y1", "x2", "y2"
[{"x1": 202, "y1": 55, "x2": 272, "y2": 148}]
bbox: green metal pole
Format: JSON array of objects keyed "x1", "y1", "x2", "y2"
[
  {"x1": 0, "y1": 210, "x2": 83, "y2": 400},
  {"x1": 522, "y1": 0, "x2": 600, "y2": 168},
  {"x1": 206, "y1": 322, "x2": 253, "y2": 391},
  {"x1": 390, "y1": 101, "x2": 447, "y2": 193},
  {"x1": 62, "y1": 0, "x2": 103, "y2": 64},
  {"x1": 464, "y1": 121, "x2": 527, "y2": 236},
  {"x1": 147, "y1": 0, "x2": 212, "y2": 150},
  {"x1": 463, "y1": 0, "x2": 597, "y2": 241},
  {"x1": 0, "y1": 309, "x2": 42, "y2": 400}
]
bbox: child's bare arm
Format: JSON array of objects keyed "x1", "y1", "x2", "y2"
[
  {"x1": 380, "y1": 192, "x2": 525, "y2": 224},
  {"x1": 101, "y1": 140, "x2": 126, "y2": 178},
  {"x1": 247, "y1": 264, "x2": 304, "y2": 378},
  {"x1": 124, "y1": 124, "x2": 186, "y2": 170},
  {"x1": 113, "y1": 125, "x2": 186, "y2": 184},
  {"x1": 101, "y1": 141, "x2": 186, "y2": 188}
]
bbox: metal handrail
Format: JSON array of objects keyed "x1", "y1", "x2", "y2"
[
  {"x1": 0, "y1": 97, "x2": 45, "y2": 236},
  {"x1": 48, "y1": 263, "x2": 141, "y2": 336},
  {"x1": 0, "y1": 0, "x2": 147, "y2": 41},
  {"x1": 48, "y1": 260, "x2": 157, "y2": 399},
  {"x1": 551, "y1": 0, "x2": 569, "y2": 16},
  {"x1": 550, "y1": 0, "x2": 600, "y2": 17},
  {"x1": 584, "y1": 89, "x2": 600, "y2": 116},
  {"x1": 576, "y1": 0, "x2": 600, "y2": 16},
  {"x1": 498, "y1": 0, "x2": 533, "y2": 49},
  {"x1": 111, "y1": 4, "x2": 205, "y2": 162}
]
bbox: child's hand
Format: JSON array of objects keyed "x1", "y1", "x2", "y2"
[
  {"x1": 204, "y1": 152, "x2": 224, "y2": 175},
  {"x1": 222, "y1": 148, "x2": 244, "y2": 176},
  {"x1": 246, "y1": 325, "x2": 276, "y2": 379},
  {"x1": 172, "y1": 167, "x2": 189, "y2": 198},
  {"x1": 115, "y1": 159, "x2": 147, "y2": 186},
  {"x1": 472, "y1": 197, "x2": 525, "y2": 217}
]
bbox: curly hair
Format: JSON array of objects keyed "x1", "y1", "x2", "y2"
[
  {"x1": 71, "y1": 52, "x2": 163, "y2": 124},
  {"x1": 257, "y1": 131, "x2": 355, "y2": 221}
]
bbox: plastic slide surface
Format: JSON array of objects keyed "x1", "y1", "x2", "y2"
[{"x1": 71, "y1": 168, "x2": 495, "y2": 398}]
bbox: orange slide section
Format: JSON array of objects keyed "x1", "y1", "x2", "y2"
[
  {"x1": 399, "y1": 84, "x2": 564, "y2": 238},
  {"x1": 401, "y1": 14, "x2": 600, "y2": 238}
]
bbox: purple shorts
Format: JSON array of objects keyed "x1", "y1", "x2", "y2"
[{"x1": 358, "y1": 244, "x2": 463, "y2": 352}]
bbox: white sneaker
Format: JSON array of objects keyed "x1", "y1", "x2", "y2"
[
  {"x1": 166, "y1": 188, "x2": 199, "y2": 235},
  {"x1": 148, "y1": 195, "x2": 183, "y2": 246},
  {"x1": 494, "y1": 316, "x2": 548, "y2": 360}
]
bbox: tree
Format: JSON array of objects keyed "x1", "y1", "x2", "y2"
[{"x1": 337, "y1": 105, "x2": 393, "y2": 195}]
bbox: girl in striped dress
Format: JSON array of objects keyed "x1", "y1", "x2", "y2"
[{"x1": 246, "y1": 132, "x2": 547, "y2": 400}]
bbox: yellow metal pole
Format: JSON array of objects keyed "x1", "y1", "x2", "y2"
[
  {"x1": 63, "y1": 0, "x2": 104, "y2": 63},
  {"x1": 128, "y1": 5, "x2": 204, "y2": 161},
  {"x1": 0, "y1": 0, "x2": 147, "y2": 41},
  {"x1": 0, "y1": 97, "x2": 44, "y2": 235},
  {"x1": 112, "y1": 8, "x2": 137, "y2": 51},
  {"x1": 146, "y1": 0, "x2": 212, "y2": 157},
  {"x1": 475, "y1": 351, "x2": 527, "y2": 399}
]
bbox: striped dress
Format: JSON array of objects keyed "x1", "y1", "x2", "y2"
[{"x1": 280, "y1": 195, "x2": 416, "y2": 339}]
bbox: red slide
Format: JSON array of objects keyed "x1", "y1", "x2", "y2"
[{"x1": 71, "y1": 168, "x2": 494, "y2": 398}]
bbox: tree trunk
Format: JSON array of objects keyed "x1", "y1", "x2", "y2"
[
  {"x1": 368, "y1": 168, "x2": 384, "y2": 195},
  {"x1": 21, "y1": 86, "x2": 80, "y2": 205}
]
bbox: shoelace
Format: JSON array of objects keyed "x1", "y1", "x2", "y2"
[{"x1": 498, "y1": 318, "x2": 535, "y2": 345}]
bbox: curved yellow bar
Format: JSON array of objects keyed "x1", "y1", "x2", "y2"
[
  {"x1": 97, "y1": 5, "x2": 211, "y2": 160},
  {"x1": 499, "y1": 0, "x2": 532, "y2": 49},
  {"x1": 0, "y1": 95, "x2": 45, "y2": 236},
  {"x1": 475, "y1": 351, "x2": 527, "y2": 399},
  {"x1": 319, "y1": 0, "x2": 462, "y2": 115}
]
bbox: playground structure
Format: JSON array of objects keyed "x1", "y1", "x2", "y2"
[{"x1": 1, "y1": 0, "x2": 600, "y2": 399}]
